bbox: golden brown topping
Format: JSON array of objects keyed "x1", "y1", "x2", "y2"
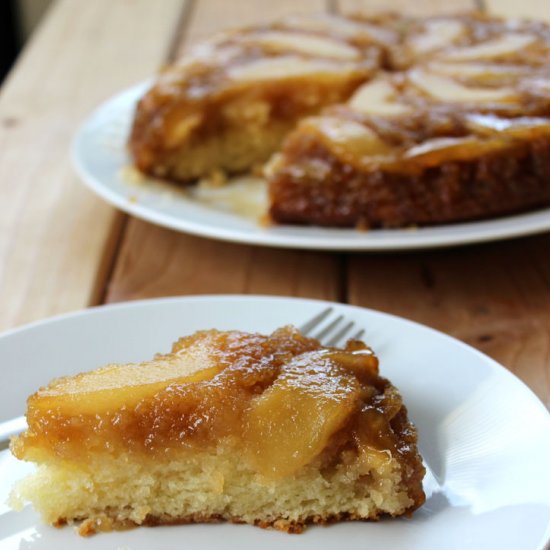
[{"x1": 14, "y1": 327, "x2": 411, "y2": 484}]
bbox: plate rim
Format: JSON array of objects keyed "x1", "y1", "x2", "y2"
[{"x1": 71, "y1": 82, "x2": 550, "y2": 252}]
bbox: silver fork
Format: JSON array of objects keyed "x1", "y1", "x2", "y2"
[
  {"x1": 300, "y1": 306, "x2": 365, "y2": 347},
  {"x1": 0, "y1": 308, "x2": 364, "y2": 451}
]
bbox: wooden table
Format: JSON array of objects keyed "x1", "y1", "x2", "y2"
[{"x1": 1, "y1": 0, "x2": 549, "y2": 408}]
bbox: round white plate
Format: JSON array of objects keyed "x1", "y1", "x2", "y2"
[
  {"x1": 72, "y1": 83, "x2": 550, "y2": 251},
  {"x1": 1, "y1": 295, "x2": 549, "y2": 549}
]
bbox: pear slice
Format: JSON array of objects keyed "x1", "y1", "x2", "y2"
[
  {"x1": 303, "y1": 116, "x2": 393, "y2": 160},
  {"x1": 244, "y1": 350, "x2": 361, "y2": 479},
  {"x1": 228, "y1": 56, "x2": 359, "y2": 82},
  {"x1": 437, "y1": 33, "x2": 536, "y2": 62},
  {"x1": 28, "y1": 335, "x2": 224, "y2": 417},
  {"x1": 247, "y1": 30, "x2": 360, "y2": 60},
  {"x1": 426, "y1": 61, "x2": 527, "y2": 83},
  {"x1": 408, "y1": 69, "x2": 519, "y2": 104},
  {"x1": 409, "y1": 19, "x2": 465, "y2": 54},
  {"x1": 349, "y1": 79, "x2": 412, "y2": 116},
  {"x1": 404, "y1": 136, "x2": 507, "y2": 165},
  {"x1": 466, "y1": 113, "x2": 550, "y2": 138}
]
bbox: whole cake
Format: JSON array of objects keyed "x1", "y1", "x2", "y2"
[
  {"x1": 128, "y1": 12, "x2": 550, "y2": 228},
  {"x1": 10, "y1": 327, "x2": 425, "y2": 535}
]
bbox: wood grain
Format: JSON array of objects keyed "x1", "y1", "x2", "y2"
[
  {"x1": 106, "y1": 0, "x2": 343, "y2": 304},
  {"x1": 484, "y1": 0, "x2": 550, "y2": 21},
  {"x1": 0, "y1": 0, "x2": 185, "y2": 331},
  {"x1": 106, "y1": 222, "x2": 342, "y2": 302}
]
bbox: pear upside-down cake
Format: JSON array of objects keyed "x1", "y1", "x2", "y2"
[
  {"x1": 10, "y1": 327, "x2": 425, "y2": 536},
  {"x1": 129, "y1": 12, "x2": 550, "y2": 228}
]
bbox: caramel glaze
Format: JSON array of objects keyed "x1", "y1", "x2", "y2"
[
  {"x1": 131, "y1": 76, "x2": 369, "y2": 177},
  {"x1": 13, "y1": 327, "x2": 424, "y2": 504},
  {"x1": 129, "y1": 11, "x2": 550, "y2": 183},
  {"x1": 129, "y1": 26, "x2": 380, "y2": 176}
]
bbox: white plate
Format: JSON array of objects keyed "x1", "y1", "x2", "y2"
[
  {"x1": 1, "y1": 295, "x2": 549, "y2": 549},
  {"x1": 72, "y1": 83, "x2": 550, "y2": 251}
]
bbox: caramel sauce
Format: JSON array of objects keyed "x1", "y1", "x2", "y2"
[
  {"x1": 13, "y1": 327, "x2": 415, "y2": 480},
  {"x1": 191, "y1": 175, "x2": 267, "y2": 220}
]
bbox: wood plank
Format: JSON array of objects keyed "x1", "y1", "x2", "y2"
[
  {"x1": 484, "y1": 0, "x2": 550, "y2": 22},
  {"x1": 106, "y1": 223, "x2": 341, "y2": 302},
  {"x1": 106, "y1": 0, "x2": 343, "y2": 304},
  {"x1": 0, "y1": 0, "x2": 184, "y2": 331},
  {"x1": 183, "y1": 0, "x2": 328, "y2": 49}
]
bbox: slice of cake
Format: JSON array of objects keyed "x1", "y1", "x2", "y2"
[{"x1": 10, "y1": 326, "x2": 425, "y2": 535}]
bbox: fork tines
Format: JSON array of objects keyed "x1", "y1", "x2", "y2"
[{"x1": 299, "y1": 307, "x2": 365, "y2": 347}]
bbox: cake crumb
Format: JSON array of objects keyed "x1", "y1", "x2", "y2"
[
  {"x1": 201, "y1": 169, "x2": 228, "y2": 189},
  {"x1": 119, "y1": 165, "x2": 147, "y2": 186},
  {"x1": 78, "y1": 514, "x2": 115, "y2": 536}
]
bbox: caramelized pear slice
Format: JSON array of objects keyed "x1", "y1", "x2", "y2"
[
  {"x1": 303, "y1": 116, "x2": 393, "y2": 162},
  {"x1": 248, "y1": 30, "x2": 361, "y2": 60},
  {"x1": 438, "y1": 33, "x2": 536, "y2": 62},
  {"x1": 466, "y1": 113, "x2": 550, "y2": 138},
  {"x1": 409, "y1": 19, "x2": 465, "y2": 54},
  {"x1": 28, "y1": 335, "x2": 224, "y2": 417},
  {"x1": 324, "y1": 346, "x2": 379, "y2": 380},
  {"x1": 349, "y1": 79, "x2": 412, "y2": 117},
  {"x1": 244, "y1": 350, "x2": 361, "y2": 479},
  {"x1": 408, "y1": 69, "x2": 519, "y2": 104},
  {"x1": 403, "y1": 136, "x2": 508, "y2": 166}
]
